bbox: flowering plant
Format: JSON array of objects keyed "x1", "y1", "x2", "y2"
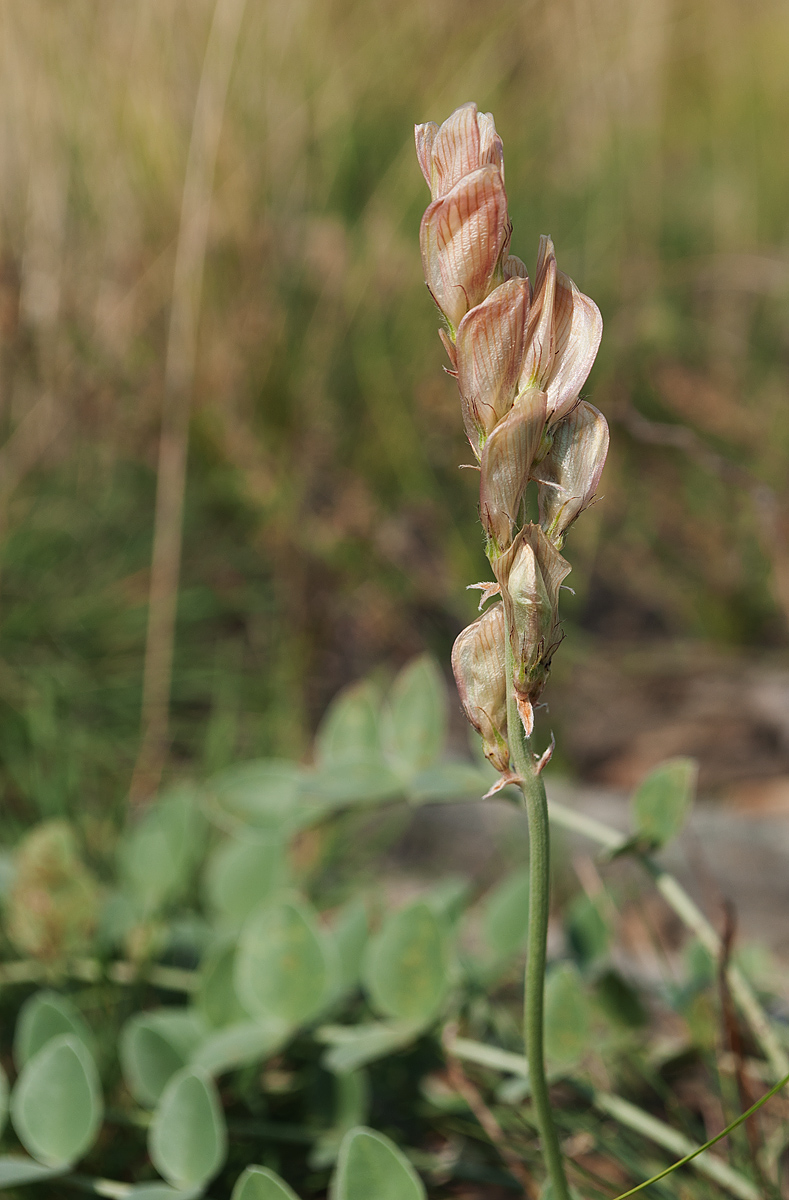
[{"x1": 416, "y1": 101, "x2": 609, "y2": 1200}]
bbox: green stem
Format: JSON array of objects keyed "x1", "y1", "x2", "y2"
[{"x1": 506, "y1": 645, "x2": 570, "y2": 1200}]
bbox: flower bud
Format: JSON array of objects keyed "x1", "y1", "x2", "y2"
[
  {"x1": 456, "y1": 277, "x2": 530, "y2": 456},
  {"x1": 479, "y1": 386, "x2": 547, "y2": 551},
  {"x1": 493, "y1": 524, "x2": 570, "y2": 734},
  {"x1": 534, "y1": 402, "x2": 609, "y2": 545},
  {"x1": 416, "y1": 102, "x2": 504, "y2": 201},
  {"x1": 451, "y1": 602, "x2": 509, "y2": 772},
  {"x1": 419, "y1": 165, "x2": 509, "y2": 334}
]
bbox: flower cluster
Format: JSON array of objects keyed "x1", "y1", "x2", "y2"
[{"x1": 416, "y1": 103, "x2": 608, "y2": 775}]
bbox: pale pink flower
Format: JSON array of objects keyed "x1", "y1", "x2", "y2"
[
  {"x1": 456, "y1": 278, "x2": 530, "y2": 457},
  {"x1": 519, "y1": 236, "x2": 603, "y2": 425},
  {"x1": 416, "y1": 102, "x2": 504, "y2": 201},
  {"x1": 534, "y1": 402, "x2": 609, "y2": 544},
  {"x1": 479, "y1": 387, "x2": 547, "y2": 551},
  {"x1": 419, "y1": 165, "x2": 509, "y2": 334}
]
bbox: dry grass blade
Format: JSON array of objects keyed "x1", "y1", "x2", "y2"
[{"x1": 130, "y1": 0, "x2": 248, "y2": 808}]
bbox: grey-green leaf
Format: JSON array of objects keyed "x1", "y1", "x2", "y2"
[
  {"x1": 148, "y1": 1068, "x2": 227, "y2": 1189},
  {"x1": 204, "y1": 836, "x2": 289, "y2": 923},
  {"x1": 317, "y1": 1022, "x2": 421, "y2": 1075},
  {"x1": 307, "y1": 760, "x2": 403, "y2": 807},
  {"x1": 407, "y1": 762, "x2": 488, "y2": 804},
  {"x1": 196, "y1": 940, "x2": 250, "y2": 1029},
  {"x1": 232, "y1": 1166, "x2": 302, "y2": 1200},
  {"x1": 235, "y1": 899, "x2": 332, "y2": 1025},
  {"x1": 482, "y1": 868, "x2": 530, "y2": 962},
  {"x1": 10, "y1": 1035, "x2": 103, "y2": 1168},
  {"x1": 544, "y1": 964, "x2": 590, "y2": 1068},
  {"x1": 14, "y1": 990, "x2": 93, "y2": 1070},
  {"x1": 120, "y1": 1009, "x2": 206, "y2": 1107},
  {"x1": 382, "y1": 656, "x2": 447, "y2": 774},
  {"x1": 190, "y1": 1019, "x2": 289, "y2": 1076},
  {"x1": 315, "y1": 682, "x2": 382, "y2": 766},
  {"x1": 363, "y1": 902, "x2": 450, "y2": 1023},
  {"x1": 0, "y1": 1157, "x2": 67, "y2": 1187},
  {"x1": 331, "y1": 898, "x2": 369, "y2": 994},
  {"x1": 631, "y1": 757, "x2": 697, "y2": 848},
  {"x1": 120, "y1": 786, "x2": 207, "y2": 914},
  {"x1": 330, "y1": 1127, "x2": 425, "y2": 1200},
  {"x1": 565, "y1": 893, "x2": 609, "y2": 968},
  {"x1": 204, "y1": 759, "x2": 309, "y2": 837},
  {"x1": 126, "y1": 1185, "x2": 205, "y2": 1198}
]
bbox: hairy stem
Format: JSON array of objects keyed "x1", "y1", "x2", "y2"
[{"x1": 506, "y1": 645, "x2": 571, "y2": 1200}]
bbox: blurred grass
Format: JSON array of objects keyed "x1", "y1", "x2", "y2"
[{"x1": 1, "y1": 0, "x2": 789, "y2": 820}]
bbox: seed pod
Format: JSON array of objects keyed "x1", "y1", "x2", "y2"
[
  {"x1": 479, "y1": 386, "x2": 546, "y2": 551},
  {"x1": 456, "y1": 277, "x2": 530, "y2": 456},
  {"x1": 416, "y1": 102, "x2": 504, "y2": 201},
  {"x1": 419, "y1": 165, "x2": 509, "y2": 334},
  {"x1": 451, "y1": 602, "x2": 509, "y2": 772},
  {"x1": 534, "y1": 402, "x2": 609, "y2": 545}
]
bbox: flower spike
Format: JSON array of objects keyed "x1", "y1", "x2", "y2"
[{"x1": 415, "y1": 102, "x2": 604, "y2": 768}]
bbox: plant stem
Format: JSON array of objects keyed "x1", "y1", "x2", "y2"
[{"x1": 506, "y1": 646, "x2": 571, "y2": 1200}]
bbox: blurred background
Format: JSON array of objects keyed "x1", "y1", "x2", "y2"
[{"x1": 1, "y1": 0, "x2": 789, "y2": 827}]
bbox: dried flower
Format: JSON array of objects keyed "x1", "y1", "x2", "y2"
[
  {"x1": 479, "y1": 386, "x2": 546, "y2": 551},
  {"x1": 451, "y1": 602, "x2": 509, "y2": 772},
  {"x1": 492, "y1": 525, "x2": 570, "y2": 734},
  {"x1": 6, "y1": 820, "x2": 100, "y2": 960},
  {"x1": 534, "y1": 401, "x2": 609, "y2": 545}
]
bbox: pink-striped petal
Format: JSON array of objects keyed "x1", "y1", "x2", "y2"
[
  {"x1": 479, "y1": 387, "x2": 546, "y2": 549},
  {"x1": 456, "y1": 277, "x2": 530, "y2": 456},
  {"x1": 503, "y1": 254, "x2": 529, "y2": 281},
  {"x1": 415, "y1": 121, "x2": 438, "y2": 190},
  {"x1": 535, "y1": 402, "x2": 609, "y2": 543},
  {"x1": 419, "y1": 165, "x2": 509, "y2": 333},
  {"x1": 477, "y1": 111, "x2": 504, "y2": 178},
  {"x1": 519, "y1": 235, "x2": 557, "y2": 391},
  {"x1": 544, "y1": 271, "x2": 603, "y2": 423},
  {"x1": 431, "y1": 102, "x2": 481, "y2": 199},
  {"x1": 451, "y1": 602, "x2": 509, "y2": 772}
]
